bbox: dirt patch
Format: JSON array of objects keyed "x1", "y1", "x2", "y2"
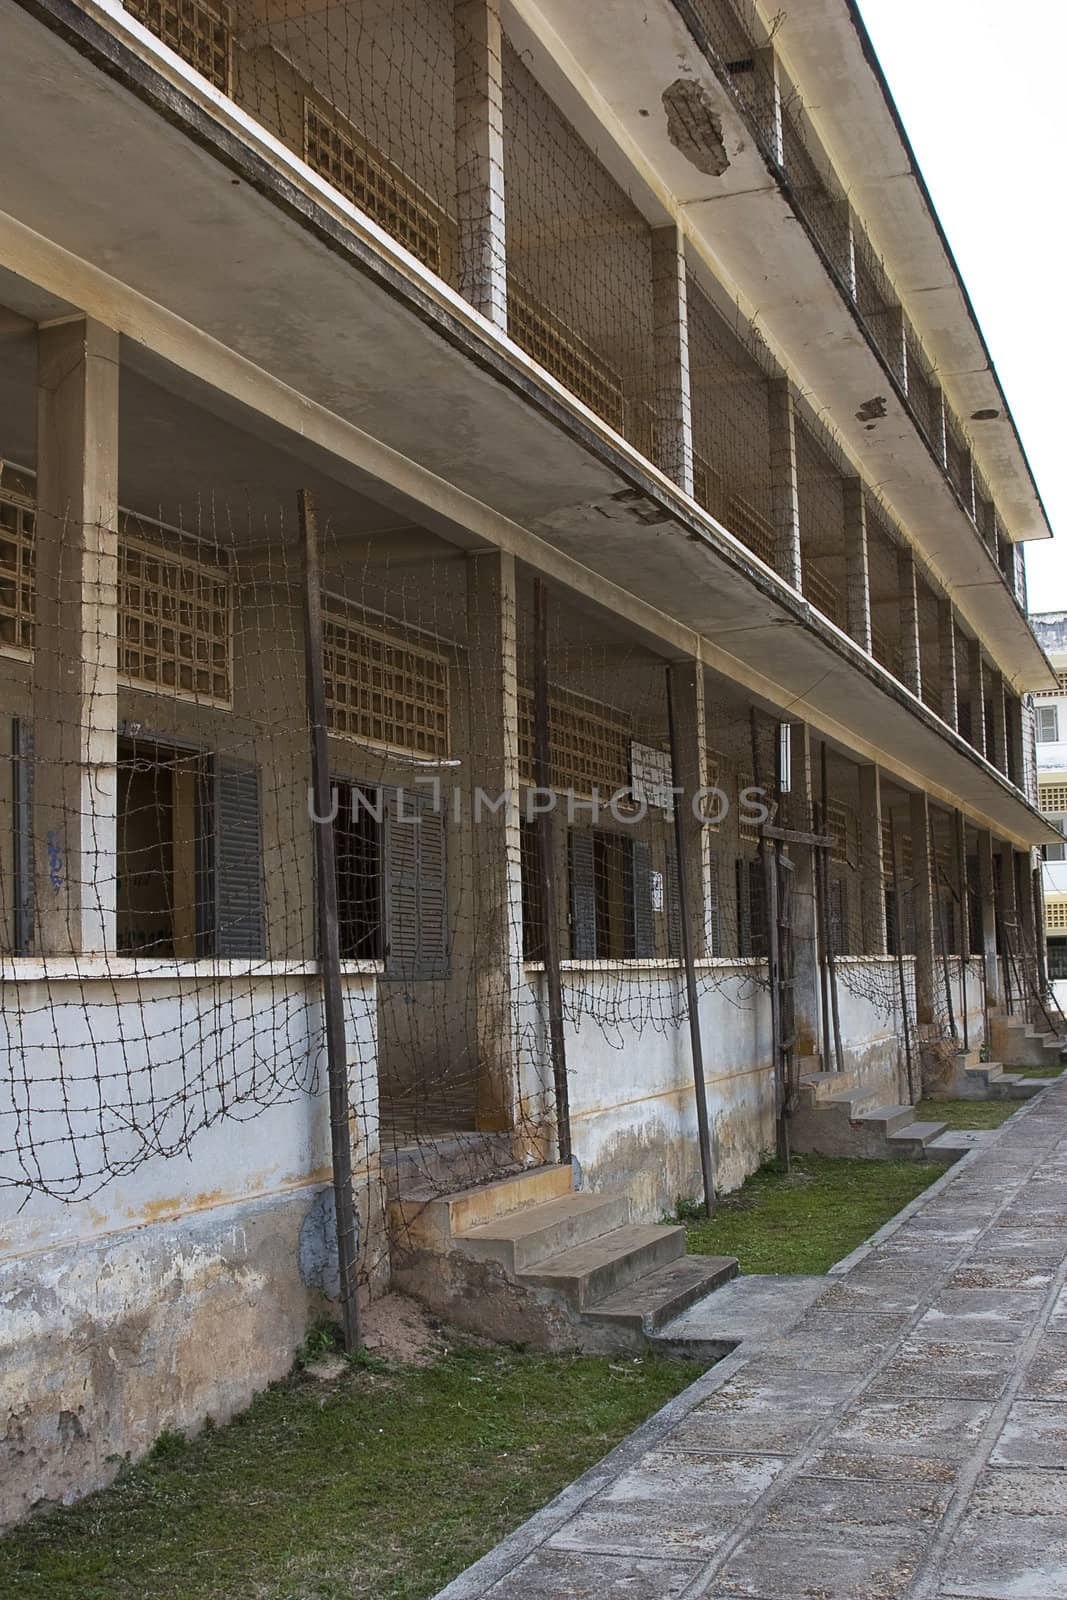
[{"x1": 361, "y1": 1293, "x2": 448, "y2": 1367}]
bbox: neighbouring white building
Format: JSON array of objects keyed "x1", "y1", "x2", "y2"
[
  {"x1": 1030, "y1": 613, "x2": 1067, "y2": 993},
  {"x1": 0, "y1": 0, "x2": 1059, "y2": 1523}
]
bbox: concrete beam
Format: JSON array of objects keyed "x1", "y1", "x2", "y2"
[
  {"x1": 651, "y1": 225, "x2": 694, "y2": 497},
  {"x1": 33, "y1": 316, "x2": 119, "y2": 954},
  {"x1": 455, "y1": 0, "x2": 508, "y2": 328}
]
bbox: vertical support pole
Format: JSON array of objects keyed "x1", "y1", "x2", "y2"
[
  {"x1": 954, "y1": 810, "x2": 970, "y2": 1050},
  {"x1": 858, "y1": 764, "x2": 886, "y2": 954},
  {"x1": 897, "y1": 547, "x2": 922, "y2": 698},
  {"x1": 532, "y1": 579, "x2": 570, "y2": 1165},
  {"x1": 820, "y1": 743, "x2": 844, "y2": 1073},
  {"x1": 1016, "y1": 847, "x2": 1037, "y2": 1017},
  {"x1": 1033, "y1": 862, "x2": 1049, "y2": 1001},
  {"x1": 466, "y1": 550, "x2": 524, "y2": 1134},
  {"x1": 909, "y1": 790, "x2": 936, "y2": 1026},
  {"x1": 843, "y1": 479, "x2": 872, "y2": 654},
  {"x1": 299, "y1": 490, "x2": 360, "y2": 1356},
  {"x1": 34, "y1": 317, "x2": 119, "y2": 955},
  {"x1": 455, "y1": 0, "x2": 507, "y2": 328},
  {"x1": 990, "y1": 671, "x2": 1009, "y2": 776},
  {"x1": 651, "y1": 225, "x2": 694, "y2": 497},
  {"x1": 889, "y1": 817, "x2": 916, "y2": 1103},
  {"x1": 667, "y1": 666, "x2": 716, "y2": 1215},
  {"x1": 667, "y1": 659, "x2": 713, "y2": 955},
  {"x1": 787, "y1": 723, "x2": 821, "y2": 1059},
  {"x1": 968, "y1": 640, "x2": 987, "y2": 759},
  {"x1": 769, "y1": 378, "x2": 802, "y2": 589},
  {"x1": 976, "y1": 830, "x2": 1000, "y2": 1010},
  {"x1": 998, "y1": 838, "x2": 1019, "y2": 1011},
  {"x1": 938, "y1": 600, "x2": 959, "y2": 732}
]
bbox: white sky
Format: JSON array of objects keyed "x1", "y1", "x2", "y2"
[{"x1": 855, "y1": 0, "x2": 1067, "y2": 611}]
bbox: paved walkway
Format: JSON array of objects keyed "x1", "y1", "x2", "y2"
[{"x1": 437, "y1": 1078, "x2": 1067, "y2": 1600}]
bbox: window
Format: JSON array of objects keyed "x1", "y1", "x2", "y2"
[
  {"x1": 115, "y1": 737, "x2": 263, "y2": 957},
  {"x1": 334, "y1": 784, "x2": 383, "y2": 960},
  {"x1": 1044, "y1": 818, "x2": 1067, "y2": 864},
  {"x1": 1048, "y1": 939, "x2": 1067, "y2": 980},
  {"x1": 568, "y1": 828, "x2": 654, "y2": 960},
  {"x1": 119, "y1": 526, "x2": 231, "y2": 704},
  {"x1": 335, "y1": 784, "x2": 448, "y2": 977},
  {"x1": 520, "y1": 818, "x2": 545, "y2": 962},
  {"x1": 1037, "y1": 705, "x2": 1059, "y2": 744},
  {"x1": 125, "y1": 0, "x2": 231, "y2": 93},
  {"x1": 1046, "y1": 900, "x2": 1067, "y2": 933},
  {"x1": 736, "y1": 857, "x2": 767, "y2": 958},
  {"x1": 0, "y1": 482, "x2": 34, "y2": 657},
  {"x1": 322, "y1": 599, "x2": 450, "y2": 759},
  {"x1": 1041, "y1": 783, "x2": 1067, "y2": 814},
  {"x1": 518, "y1": 688, "x2": 632, "y2": 799}
]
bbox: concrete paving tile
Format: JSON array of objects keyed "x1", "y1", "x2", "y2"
[
  {"x1": 896, "y1": 1215, "x2": 984, "y2": 1243},
  {"x1": 991, "y1": 1402, "x2": 1067, "y2": 1468},
  {"x1": 825, "y1": 1397, "x2": 994, "y2": 1460},
  {"x1": 664, "y1": 1406, "x2": 826, "y2": 1456},
  {"x1": 708, "y1": 1529, "x2": 924, "y2": 1598},
  {"x1": 761, "y1": 1334, "x2": 896, "y2": 1373},
  {"x1": 806, "y1": 1449, "x2": 960, "y2": 1485},
  {"x1": 659, "y1": 1274, "x2": 827, "y2": 1344},
  {"x1": 948, "y1": 1263, "x2": 1055, "y2": 1291},
  {"x1": 917, "y1": 1289, "x2": 1045, "y2": 1340},
  {"x1": 868, "y1": 1345, "x2": 1013, "y2": 1402},
  {"x1": 549, "y1": 1450, "x2": 787, "y2": 1558},
  {"x1": 696, "y1": 1362, "x2": 846, "y2": 1415},
  {"x1": 762, "y1": 1474, "x2": 952, "y2": 1533},
  {"x1": 971, "y1": 1467, "x2": 1067, "y2": 1516},
  {"x1": 815, "y1": 1280, "x2": 925, "y2": 1315},
  {"x1": 1019, "y1": 1336, "x2": 1067, "y2": 1400},
  {"x1": 939, "y1": 1511, "x2": 1067, "y2": 1597},
  {"x1": 1048, "y1": 1288, "x2": 1067, "y2": 1330},
  {"x1": 483, "y1": 1548, "x2": 701, "y2": 1597},
  {"x1": 963, "y1": 1232, "x2": 1066, "y2": 1268}
]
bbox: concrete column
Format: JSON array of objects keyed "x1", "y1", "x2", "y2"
[
  {"x1": 968, "y1": 639, "x2": 987, "y2": 759},
  {"x1": 667, "y1": 658, "x2": 713, "y2": 956},
  {"x1": 990, "y1": 671, "x2": 1009, "y2": 776},
  {"x1": 938, "y1": 600, "x2": 959, "y2": 732},
  {"x1": 909, "y1": 791, "x2": 936, "y2": 1026},
  {"x1": 465, "y1": 549, "x2": 523, "y2": 1131},
  {"x1": 858, "y1": 764, "x2": 886, "y2": 954},
  {"x1": 1005, "y1": 692, "x2": 1025, "y2": 790},
  {"x1": 455, "y1": 0, "x2": 507, "y2": 328},
  {"x1": 843, "y1": 479, "x2": 872, "y2": 654},
  {"x1": 33, "y1": 316, "x2": 119, "y2": 955},
  {"x1": 651, "y1": 225, "x2": 694, "y2": 497},
  {"x1": 769, "y1": 379, "x2": 802, "y2": 589},
  {"x1": 998, "y1": 837, "x2": 1019, "y2": 1010},
  {"x1": 897, "y1": 547, "x2": 922, "y2": 698},
  {"x1": 976, "y1": 830, "x2": 1000, "y2": 1008},
  {"x1": 786, "y1": 724, "x2": 821, "y2": 1059}
]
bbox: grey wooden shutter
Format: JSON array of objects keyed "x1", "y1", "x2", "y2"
[
  {"x1": 665, "y1": 840, "x2": 682, "y2": 960},
  {"x1": 628, "y1": 838, "x2": 654, "y2": 959},
  {"x1": 214, "y1": 759, "x2": 265, "y2": 957},
  {"x1": 708, "y1": 851, "x2": 721, "y2": 956},
  {"x1": 568, "y1": 829, "x2": 597, "y2": 959},
  {"x1": 12, "y1": 717, "x2": 34, "y2": 955},
  {"x1": 736, "y1": 857, "x2": 752, "y2": 957},
  {"x1": 383, "y1": 787, "x2": 448, "y2": 980},
  {"x1": 829, "y1": 876, "x2": 846, "y2": 955}
]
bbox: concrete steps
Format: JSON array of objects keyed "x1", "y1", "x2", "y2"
[
  {"x1": 388, "y1": 1162, "x2": 738, "y2": 1352},
  {"x1": 989, "y1": 1015, "x2": 1067, "y2": 1070},
  {"x1": 790, "y1": 1078, "x2": 964, "y2": 1166}
]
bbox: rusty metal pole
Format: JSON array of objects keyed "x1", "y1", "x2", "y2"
[
  {"x1": 889, "y1": 816, "x2": 916, "y2": 1105},
  {"x1": 667, "y1": 666, "x2": 716, "y2": 1216},
  {"x1": 299, "y1": 489, "x2": 361, "y2": 1354},
  {"x1": 532, "y1": 579, "x2": 571, "y2": 1165}
]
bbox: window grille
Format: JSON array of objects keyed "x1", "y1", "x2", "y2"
[
  {"x1": 119, "y1": 524, "x2": 231, "y2": 704},
  {"x1": 322, "y1": 598, "x2": 450, "y2": 759},
  {"x1": 518, "y1": 686, "x2": 632, "y2": 799},
  {"x1": 738, "y1": 769, "x2": 760, "y2": 842},
  {"x1": 882, "y1": 820, "x2": 912, "y2": 879},
  {"x1": 1045, "y1": 899, "x2": 1067, "y2": 933},
  {"x1": 1035, "y1": 672, "x2": 1067, "y2": 697},
  {"x1": 508, "y1": 280, "x2": 627, "y2": 437},
  {"x1": 1041, "y1": 783, "x2": 1067, "y2": 814},
  {"x1": 125, "y1": 0, "x2": 231, "y2": 93},
  {"x1": 803, "y1": 561, "x2": 844, "y2": 628},
  {"x1": 0, "y1": 484, "x2": 35, "y2": 656},
  {"x1": 303, "y1": 99, "x2": 452, "y2": 279},
  {"x1": 706, "y1": 748, "x2": 725, "y2": 833},
  {"x1": 826, "y1": 799, "x2": 853, "y2": 865}
]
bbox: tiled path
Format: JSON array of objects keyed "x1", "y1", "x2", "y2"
[{"x1": 437, "y1": 1078, "x2": 1067, "y2": 1600}]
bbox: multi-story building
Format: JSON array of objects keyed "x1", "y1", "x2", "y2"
[
  {"x1": 1030, "y1": 613, "x2": 1067, "y2": 991},
  {"x1": 0, "y1": 0, "x2": 1058, "y2": 1519}
]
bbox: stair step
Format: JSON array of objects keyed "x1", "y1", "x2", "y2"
[
  {"x1": 827, "y1": 1089, "x2": 880, "y2": 1118},
  {"x1": 456, "y1": 1192, "x2": 630, "y2": 1273},
  {"x1": 965, "y1": 1061, "x2": 1004, "y2": 1081},
  {"x1": 585, "y1": 1254, "x2": 739, "y2": 1334},
  {"x1": 856, "y1": 1105, "x2": 917, "y2": 1137},
  {"x1": 799, "y1": 1071, "x2": 853, "y2": 1106},
  {"x1": 520, "y1": 1224, "x2": 687, "y2": 1309},
  {"x1": 888, "y1": 1120, "x2": 948, "y2": 1152},
  {"x1": 925, "y1": 1130, "x2": 989, "y2": 1163},
  {"x1": 389, "y1": 1162, "x2": 575, "y2": 1251}
]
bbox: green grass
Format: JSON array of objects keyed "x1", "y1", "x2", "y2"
[
  {"x1": 916, "y1": 1097, "x2": 1018, "y2": 1130},
  {"x1": 676, "y1": 1153, "x2": 940, "y2": 1275},
  {"x1": 1009, "y1": 1062, "x2": 1065, "y2": 1078},
  {"x1": 0, "y1": 1344, "x2": 701, "y2": 1600}
]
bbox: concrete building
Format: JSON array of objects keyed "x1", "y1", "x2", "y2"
[
  {"x1": 0, "y1": 0, "x2": 1059, "y2": 1521},
  {"x1": 1029, "y1": 612, "x2": 1067, "y2": 998}
]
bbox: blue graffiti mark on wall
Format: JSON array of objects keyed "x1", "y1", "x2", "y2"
[{"x1": 46, "y1": 832, "x2": 64, "y2": 895}]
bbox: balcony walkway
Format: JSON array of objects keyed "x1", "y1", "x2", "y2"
[{"x1": 436, "y1": 1076, "x2": 1067, "y2": 1599}]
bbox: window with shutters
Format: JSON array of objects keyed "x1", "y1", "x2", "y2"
[
  {"x1": 520, "y1": 818, "x2": 546, "y2": 961},
  {"x1": 1048, "y1": 938, "x2": 1067, "y2": 978},
  {"x1": 567, "y1": 828, "x2": 653, "y2": 960},
  {"x1": 334, "y1": 784, "x2": 384, "y2": 960},
  {"x1": 381, "y1": 787, "x2": 449, "y2": 980},
  {"x1": 1044, "y1": 818, "x2": 1067, "y2": 864},
  {"x1": 1036, "y1": 704, "x2": 1059, "y2": 743},
  {"x1": 736, "y1": 857, "x2": 767, "y2": 958},
  {"x1": 119, "y1": 525, "x2": 232, "y2": 705},
  {"x1": 322, "y1": 598, "x2": 450, "y2": 759}
]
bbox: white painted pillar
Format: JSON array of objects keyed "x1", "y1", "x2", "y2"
[
  {"x1": 651, "y1": 225, "x2": 694, "y2": 497},
  {"x1": 667, "y1": 658, "x2": 713, "y2": 956},
  {"x1": 858, "y1": 764, "x2": 886, "y2": 955},
  {"x1": 897, "y1": 547, "x2": 922, "y2": 698},
  {"x1": 843, "y1": 479, "x2": 872, "y2": 654},
  {"x1": 34, "y1": 316, "x2": 119, "y2": 955},
  {"x1": 769, "y1": 379, "x2": 802, "y2": 590},
  {"x1": 938, "y1": 600, "x2": 959, "y2": 732},
  {"x1": 465, "y1": 549, "x2": 524, "y2": 1132},
  {"x1": 455, "y1": 0, "x2": 507, "y2": 328}
]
